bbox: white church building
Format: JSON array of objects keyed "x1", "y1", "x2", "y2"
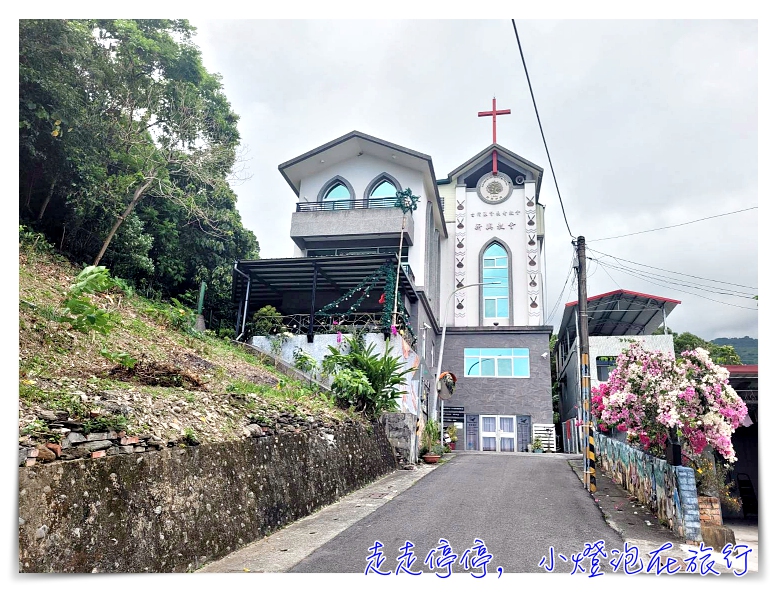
[{"x1": 233, "y1": 106, "x2": 554, "y2": 455}]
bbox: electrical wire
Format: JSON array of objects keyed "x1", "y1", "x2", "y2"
[
  {"x1": 587, "y1": 246, "x2": 758, "y2": 291},
  {"x1": 511, "y1": 19, "x2": 574, "y2": 239},
  {"x1": 593, "y1": 260, "x2": 756, "y2": 299},
  {"x1": 546, "y1": 255, "x2": 575, "y2": 325},
  {"x1": 592, "y1": 258, "x2": 758, "y2": 311},
  {"x1": 587, "y1": 207, "x2": 757, "y2": 242}
]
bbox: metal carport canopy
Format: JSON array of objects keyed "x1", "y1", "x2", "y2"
[
  {"x1": 558, "y1": 289, "x2": 681, "y2": 342},
  {"x1": 231, "y1": 253, "x2": 418, "y2": 313}
]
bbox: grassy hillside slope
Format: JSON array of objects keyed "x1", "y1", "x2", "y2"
[{"x1": 18, "y1": 237, "x2": 358, "y2": 452}]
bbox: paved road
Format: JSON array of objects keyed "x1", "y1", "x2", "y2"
[{"x1": 290, "y1": 453, "x2": 623, "y2": 574}]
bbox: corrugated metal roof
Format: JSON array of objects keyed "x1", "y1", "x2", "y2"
[
  {"x1": 558, "y1": 289, "x2": 681, "y2": 341},
  {"x1": 232, "y1": 254, "x2": 417, "y2": 314}
]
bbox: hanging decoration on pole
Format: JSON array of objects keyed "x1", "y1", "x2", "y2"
[{"x1": 392, "y1": 187, "x2": 420, "y2": 332}]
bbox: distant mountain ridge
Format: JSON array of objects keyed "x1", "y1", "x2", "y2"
[{"x1": 711, "y1": 336, "x2": 758, "y2": 364}]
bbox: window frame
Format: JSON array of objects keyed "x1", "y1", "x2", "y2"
[
  {"x1": 317, "y1": 175, "x2": 356, "y2": 207},
  {"x1": 480, "y1": 240, "x2": 511, "y2": 325},
  {"x1": 464, "y1": 347, "x2": 530, "y2": 378}
]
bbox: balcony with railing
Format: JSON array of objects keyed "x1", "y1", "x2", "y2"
[
  {"x1": 290, "y1": 197, "x2": 414, "y2": 250},
  {"x1": 296, "y1": 196, "x2": 400, "y2": 212}
]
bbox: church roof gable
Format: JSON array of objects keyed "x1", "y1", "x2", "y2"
[{"x1": 441, "y1": 143, "x2": 544, "y2": 193}]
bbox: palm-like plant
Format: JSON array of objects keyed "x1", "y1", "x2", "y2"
[{"x1": 322, "y1": 336, "x2": 414, "y2": 419}]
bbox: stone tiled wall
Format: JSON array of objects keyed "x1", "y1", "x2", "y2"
[
  {"x1": 379, "y1": 412, "x2": 418, "y2": 464},
  {"x1": 19, "y1": 422, "x2": 396, "y2": 572},
  {"x1": 441, "y1": 328, "x2": 552, "y2": 422},
  {"x1": 595, "y1": 433, "x2": 702, "y2": 542}
]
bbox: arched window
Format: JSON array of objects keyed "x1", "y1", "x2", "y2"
[
  {"x1": 370, "y1": 180, "x2": 397, "y2": 198},
  {"x1": 317, "y1": 176, "x2": 355, "y2": 209},
  {"x1": 482, "y1": 242, "x2": 509, "y2": 322},
  {"x1": 364, "y1": 173, "x2": 402, "y2": 207},
  {"x1": 323, "y1": 183, "x2": 350, "y2": 201}
]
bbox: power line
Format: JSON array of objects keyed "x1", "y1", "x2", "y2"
[
  {"x1": 546, "y1": 255, "x2": 575, "y2": 325},
  {"x1": 511, "y1": 19, "x2": 574, "y2": 239},
  {"x1": 587, "y1": 246, "x2": 758, "y2": 290},
  {"x1": 593, "y1": 258, "x2": 758, "y2": 311},
  {"x1": 587, "y1": 207, "x2": 757, "y2": 242},
  {"x1": 594, "y1": 259, "x2": 756, "y2": 299}
]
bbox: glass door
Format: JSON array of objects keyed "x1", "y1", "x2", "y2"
[
  {"x1": 499, "y1": 416, "x2": 516, "y2": 452},
  {"x1": 481, "y1": 416, "x2": 497, "y2": 451},
  {"x1": 480, "y1": 415, "x2": 517, "y2": 452}
]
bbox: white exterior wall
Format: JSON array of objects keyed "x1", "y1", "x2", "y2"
[
  {"x1": 450, "y1": 182, "x2": 533, "y2": 327},
  {"x1": 296, "y1": 154, "x2": 434, "y2": 288},
  {"x1": 439, "y1": 220, "x2": 456, "y2": 326},
  {"x1": 251, "y1": 332, "x2": 421, "y2": 415}
]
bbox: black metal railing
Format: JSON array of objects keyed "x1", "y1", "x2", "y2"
[
  {"x1": 296, "y1": 196, "x2": 403, "y2": 212},
  {"x1": 254, "y1": 312, "x2": 410, "y2": 338}
]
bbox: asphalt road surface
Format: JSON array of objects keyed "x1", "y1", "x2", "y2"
[{"x1": 290, "y1": 453, "x2": 623, "y2": 574}]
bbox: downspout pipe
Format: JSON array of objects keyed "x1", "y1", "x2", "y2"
[{"x1": 234, "y1": 262, "x2": 251, "y2": 341}]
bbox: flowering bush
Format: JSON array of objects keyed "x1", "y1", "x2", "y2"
[{"x1": 591, "y1": 342, "x2": 747, "y2": 463}]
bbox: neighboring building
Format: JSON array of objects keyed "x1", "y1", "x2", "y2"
[
  {"x1": 554, "y1": 290, "x2": 681, "y2": 453},
  {"x1": 232, "y1": 113, "x2": 554, "y2": 457},
  {"x1": 723, "y1": 365, "x2": 758, "y2": 519}
]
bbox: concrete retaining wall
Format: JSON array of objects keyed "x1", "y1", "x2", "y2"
[
  {"x1": 594, "y1": 432, "x2": 702, "y2": 542},
  {"x1": 19, "y1": 422, "x2": 396, "y2": 572}
]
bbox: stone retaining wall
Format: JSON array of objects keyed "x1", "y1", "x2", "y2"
[
  {"x1": 19, "y1": 422, "x2": 396, "y2": 572},
  {"x1": 594, "y1": 432, "x2": 702, "y2": 543}
]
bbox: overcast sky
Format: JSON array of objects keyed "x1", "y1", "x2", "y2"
[{"x1": 190, "y1": 19, "x2": 759, "y2": 340}]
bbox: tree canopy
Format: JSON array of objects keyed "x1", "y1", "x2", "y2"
[
  {"x1": 20, "y1": 19, "x2": 258, "y2": 327},
  {"x1": 652, "y1": 326, "x2": 742, "y2": 366}
]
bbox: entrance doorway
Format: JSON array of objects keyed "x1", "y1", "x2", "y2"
[{"x1": 480, "y1": 415, "x2": 517, "y2": 452}]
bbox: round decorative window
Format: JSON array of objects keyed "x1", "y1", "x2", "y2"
[{"x1": 476, "y1": 172, "x2": 513, "y2": 204}]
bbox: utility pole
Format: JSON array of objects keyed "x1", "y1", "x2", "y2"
[{"x1": 575, "y1": 236, "x2": 596, "y2": 493}]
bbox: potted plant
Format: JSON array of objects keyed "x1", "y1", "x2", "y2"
[
  {"x1": 445, "y1": 425, "x2": 458, "y2": 451},
  {"x1": 421, "y1": 419, "x2": 442, "y2": 463},
  {"x1": 532, "y1": 436, "x2": 544, "y2": 453},
  {"x1": 424, "y1": 444, "x2": 445, "y2": 464}
]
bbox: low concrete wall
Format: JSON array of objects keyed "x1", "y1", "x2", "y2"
[
  {"x1": 594, "y1": 433, "x2": 702, "y2": 543},
  {"x1": 19, "y1": 422, "x2": 396, "y2": 572},
  {"x1": 251, "y1": 333, "x2": 421, "y2": 415}
]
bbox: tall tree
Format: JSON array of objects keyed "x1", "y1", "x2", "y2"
[
  {"x1": 81, "y1": 19, "x2": 242, "y2": 266},
  {"x1": 20, "y1": 19, "x2": 259, "y2": 329}
]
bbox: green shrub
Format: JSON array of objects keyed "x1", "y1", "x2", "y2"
[
  {"x1": 420, "y1": 419, "x2": 440, "y2": 455},
  {"x1": 321, "y1": 336, "x2": 413, "y2": 420},
  {"x1": 293, "y1": 347, "x2": 318, "y2": 377},
  {"x1": 182, "y1": 427, "x2": 200, "y2": 445},
  {"x1": 250, "y1": 305, "x2": 284, "y2": 336},
  {"x1": 19, "y1": 225, "x2": 54, "y2": 254},
  {"x1": 83, "y1": 414, "x2": 129, "y2": 434},
  {"x1": 99, "y1": 348, "x2": 138, "y2": 369},
  {"x1": 59, "y1": 265, "x2": 120, "y2": 335}
]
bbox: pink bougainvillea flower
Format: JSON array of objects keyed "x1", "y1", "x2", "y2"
[
  {"x1": 617, "y1": 423, "x2": 628, "y2": 432},
  {"x1": 390, "y1": 324, "x2": 398, "y2": 336}
]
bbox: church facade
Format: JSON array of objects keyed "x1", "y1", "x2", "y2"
[{"x1": 234, "y1": 111, "x2": 554, "y2": 454}]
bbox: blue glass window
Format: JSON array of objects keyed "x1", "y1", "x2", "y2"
[
  {"x1": 464, "y1": 348, "x2": 530, "y2": 378},
  {"x1": 482, "y1": 243, "x2": 509, "y2": 320},
  {"x1": 370, "y1": 180, "x2": 397, "y2": 197},
  {"x1": 323, "y1": 183, "x2": 350, "y2": 201}
]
